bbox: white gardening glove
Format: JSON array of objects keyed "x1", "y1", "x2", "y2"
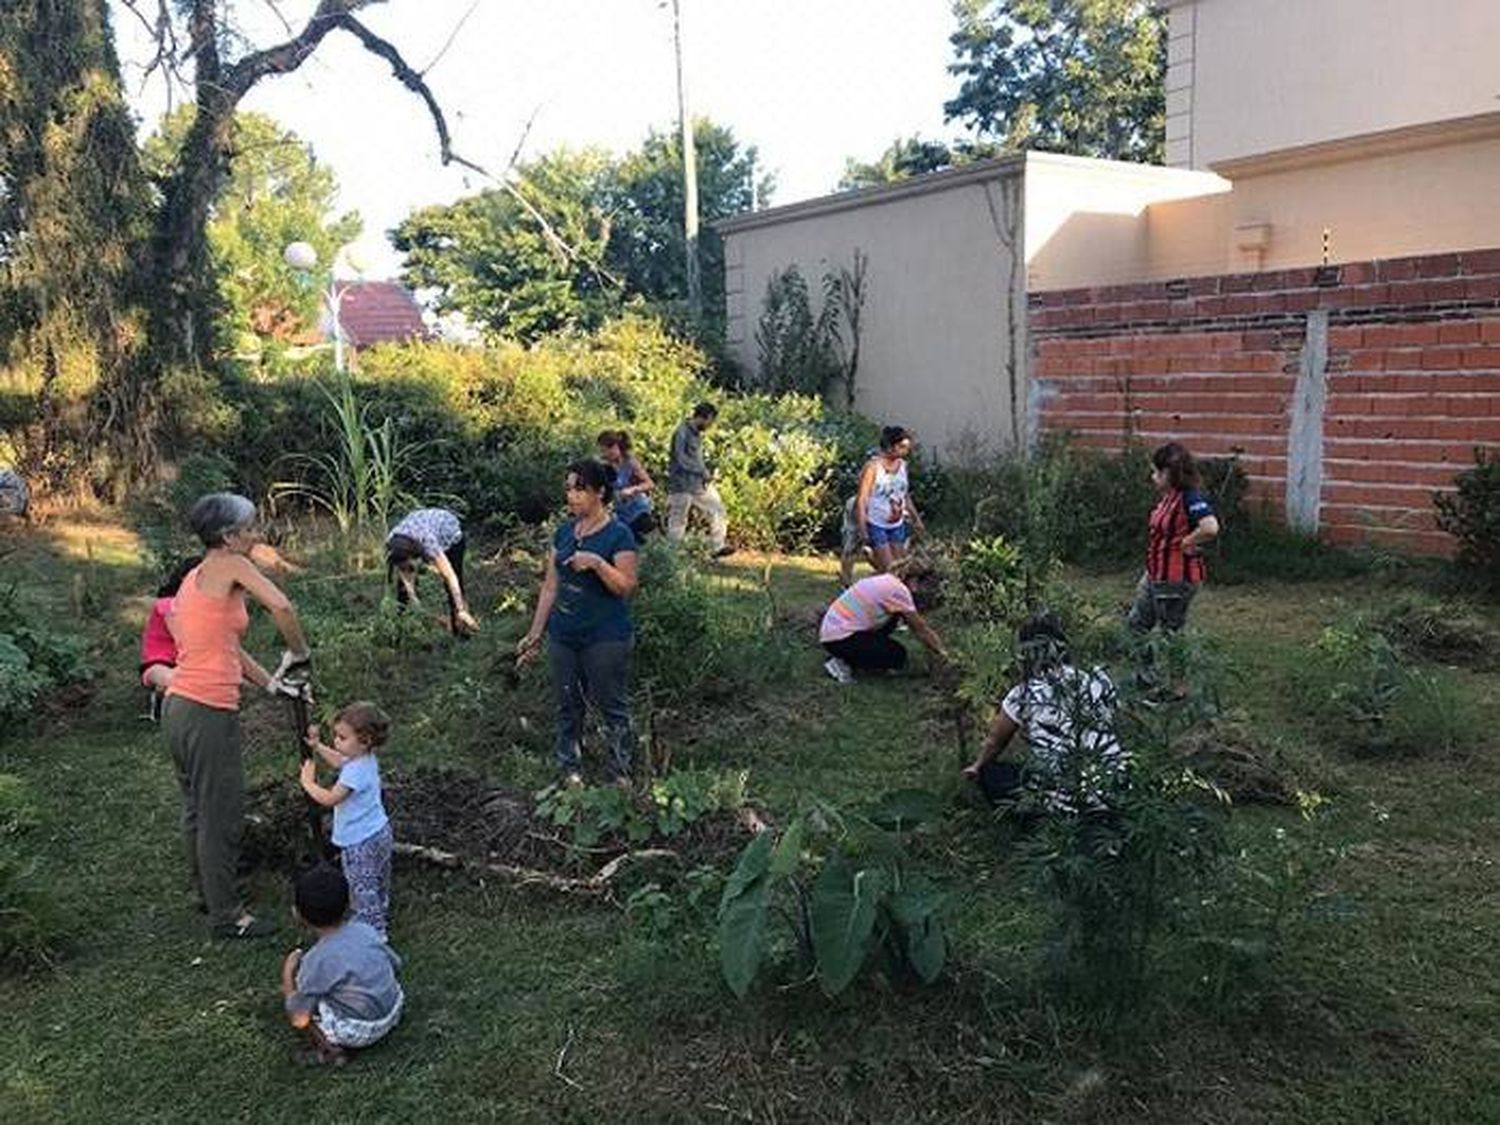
[{"x1": 266, "y1": 649, "x2": 312, "y2": 697}]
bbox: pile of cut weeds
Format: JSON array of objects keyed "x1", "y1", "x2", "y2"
[
  {"x1": 242, "y1": 767, "x2": 753, "y2": 884},
  {"x1": 1371, "y1": 597, "x2": 1500, "y2": 671}
]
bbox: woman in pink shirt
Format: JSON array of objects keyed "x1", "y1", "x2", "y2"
[
  {"x1": 139, "y1": 556, "x2": 202, "y2": 703},
  {"x1": 163, "y1": 493, "x2": 310, "y2": 940},
  {"x1": 818, "y1": 564, "x2": 949, "y2": 683}
]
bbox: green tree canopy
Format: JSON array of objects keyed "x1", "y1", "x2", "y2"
[
  {"x1": 838, "y1": 135, "x2": 1003, "y2": 190},
  {"x1": 944, "y1": 0, "x2": 1166, "y2": 165},
  {"x1": 393, "y1": 148, "x2": 621, "y2": 343},
  {"x1": 144, "y1": 108, "x2": 362, "y2": 355},
  {"x1": 0, "y1": 0, "x2": 154, "y2": 487},
  {"x1": 608, "y1": 120, "x2": 773, "y2": 328},
  {"x1": 392, "y1": 119, "x2": 770, "y2": 344}
]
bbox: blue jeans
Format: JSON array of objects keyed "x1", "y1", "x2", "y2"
[{"x1": 548, "y1": 636, "x2": 635, "y2": 781}]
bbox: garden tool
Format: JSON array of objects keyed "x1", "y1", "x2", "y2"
[{"x1": 272, "y1": 654, "x2": 328, "y2": 859}]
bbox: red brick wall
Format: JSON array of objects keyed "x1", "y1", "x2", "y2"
[{"x1": 1029, "y1": 250, "x2": 1500, "y2": 554}]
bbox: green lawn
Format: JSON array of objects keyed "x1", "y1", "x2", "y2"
[{"x1": 2, "y1": 515, "x2": 1498, "y2": 1123}]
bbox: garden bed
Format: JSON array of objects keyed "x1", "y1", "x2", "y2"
[{"x1": 242, "y1": 767, "x2": 756, "y2": 893}]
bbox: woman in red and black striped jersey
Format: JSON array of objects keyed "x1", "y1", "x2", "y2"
[{"x1": 1127, "y1": 442, "x2": 1221, "y2": 634}]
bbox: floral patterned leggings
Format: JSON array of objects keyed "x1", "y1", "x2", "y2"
[{"x1": 341, "y1": 823, "x2": 393, "y2": 939}]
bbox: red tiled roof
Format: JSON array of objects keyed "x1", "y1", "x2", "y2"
[{"x1": 333, "y1": 280, "x2": 430, "y2": 348}]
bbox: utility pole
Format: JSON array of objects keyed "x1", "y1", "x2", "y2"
[{"x1": 671, "y1": 0, "x2": 701, "y2": 321}]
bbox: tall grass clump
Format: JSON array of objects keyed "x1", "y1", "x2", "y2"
[
  {"x1": 1292, "y1": 619, "x2": 1477, "y2": 757},
  {"x1": 0, "y1": 774, "x2": 61, "y2": 971}
]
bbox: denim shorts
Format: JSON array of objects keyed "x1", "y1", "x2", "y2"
[{"x1": 866, "y1": 522, "x2": 910, "y2": 549}]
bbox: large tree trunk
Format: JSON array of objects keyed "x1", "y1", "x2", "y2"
[{"x1": 151, "y1": 88, "x2": 238, "y2": 370}]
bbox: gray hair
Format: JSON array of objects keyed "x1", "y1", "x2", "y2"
[{"x1": 188, "y1": 492, "x2": 257, "y2": 548}]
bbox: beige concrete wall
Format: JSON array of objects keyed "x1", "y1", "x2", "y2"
[
  {"x1": 1168, "y1": 0, "x2": 1500, "y2": 171},
  {"x1": 1145, "y1": 130, "x2": 1500, "y2": 280},
  {"x1": 722, "y1": 163, "x2": 1028, "y2": 459},
  {"x1": 1022, "y1": 153, "x2": 1228, "y2": 290}
]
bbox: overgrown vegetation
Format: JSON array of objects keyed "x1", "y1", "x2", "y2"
[
  {"x1": 0, "y1": 773, "x2": 59, "y2": 971},
  {"x1": 752, "y1": 252, "x2": 867, "y2": 403},
  {"x1": 198, "y1": 319, "x2": 872, "y2": 550},
  {"x1": 1, "y1": 506, "x2": 1497, "y2": 1120},
  {"x1": 1435, "y1": 447, "x2": 1500, "y2": 590},
  {"x1": 717, "y1": 790, "x2": 948, "y2": 999},
  {"x1": 0, "y1": 588, "x2": 90, "y2": 728},
  {"x1": 1294, "y1": 618, "x2": 1477, "y2": 757}
]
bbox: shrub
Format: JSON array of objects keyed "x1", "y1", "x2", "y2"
[
  {"x1": 955, "y1": 439, "x2": 1152, "y2": 569},
  {"x1": 717, "y1": 792, "x2": 948, "y2": 999},
  {"x1": 535, "y1": 769, "x2": 748, "y2": 850},
  {"x1": 1209, "y1": 512, "x2": 1379, "y2": 586},
  {"x1": 1294, "y1": 621, "x2": 1477, "y2": 756},
  {"x1": 632, "y1": 539, "x2": 795, "y2": 720},
  {"x1": 1435, "y1": 447, "x2": 1500, "y2": 589},
  {"x1": 0, "y1": 589, "x2": 91, "y2": 730},
  {"x1": 202, "y1": 316, "x2": 871, "y2": 549},
  {"x1": 956, "y1": 535, "x2": 1028, "y2": 623},
  {"x1": 1023, "y1": 763, "x2": 1230, "y2": 1007},
  {"x1": 126, "y1": 451, "x2": 236, "y2": 574},
  {"x1": 1020, "y1": 637, "x2": 1324, "y2": 1014}
]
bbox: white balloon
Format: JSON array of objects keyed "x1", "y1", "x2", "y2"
[{"x1": 283, "y1": 241, "x2": 318, "y2": 270}]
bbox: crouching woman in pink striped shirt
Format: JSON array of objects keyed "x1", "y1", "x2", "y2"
[{"x1": 818, "y1": 564, "x2": 949, "y2": 684}]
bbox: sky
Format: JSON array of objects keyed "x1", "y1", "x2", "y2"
[{"x1": 112, "y1": 1, "x2": 963, "y2": 277}]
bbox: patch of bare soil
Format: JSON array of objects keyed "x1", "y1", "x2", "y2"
[{"x1": 242, "y1": 766, "x2": 754, "y2": 891}]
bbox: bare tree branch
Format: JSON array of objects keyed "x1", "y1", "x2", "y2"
[
  {"x1": 261, "y1": 0, "x2": 296, "y2": 36},
  {"x1": 331, "y1": 12, "x2": 489, "y2": 176},
  {"x1": 119, "y1": 0, "x2": 186, "y2": 102},
  {"x1": 504, "y1": 104, "x2": 543, "y2": 175},
  {"x1": 420, "y1": 0, "x2": 483, "y2": 76},
  {"x1": 220, "y1": 1, "x2": 381, "y2": 99},
  {"x1": 329, "y1": 13, "x2": 618, "y2": 284}
]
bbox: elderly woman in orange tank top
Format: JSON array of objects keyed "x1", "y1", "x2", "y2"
[{"x1": 163, "y1": 493, "x2": 310, "y2": 939}]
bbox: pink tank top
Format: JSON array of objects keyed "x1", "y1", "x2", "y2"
[
  {"x1": 165, "y1": 566, "x2": 249, "y2": 711},
  {"x1": 139, "y1": 598, "x2": 177, "y2": 667}
]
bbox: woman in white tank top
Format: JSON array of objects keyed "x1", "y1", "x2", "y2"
[{"x1": 854, "y1": 425, "x2": 923, "y2": 576}]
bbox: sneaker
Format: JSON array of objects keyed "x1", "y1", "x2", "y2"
[
  {"x1": 712, "y1": 545, "x2": 736, "y2": 559},
  {"x1": 823, "y1": 656, "x2": 855, "y2": 685},
  {"x1": 563, "y1": 772, "x2": 585, "y2": 791},
  {"x1": 211, "y1": 913, "x2": 277, "y2": 941}
]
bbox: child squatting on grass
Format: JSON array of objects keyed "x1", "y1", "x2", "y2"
[
  {"x1": 282, "y1": 864, "x2": 404, "y2": 1066},
  {"x1": 301, "y1": 702, "x2": 395, "y2": 938}
]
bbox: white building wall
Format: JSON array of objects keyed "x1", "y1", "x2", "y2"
[
  {"x1": 723, "y1": 162, "x2": 1027, "y2": 459},
  {"x1": 1168, "y1": 0, "x2": 1500, "y2": 171}
]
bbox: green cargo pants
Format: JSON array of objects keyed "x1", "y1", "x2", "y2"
[{"x1": 162, "y1": 695, "x2": 245, "y2": 928}]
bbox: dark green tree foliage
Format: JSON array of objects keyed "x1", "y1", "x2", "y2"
[
  {"x1": 143, "y1": 108, "x2": 362, "y2": 354},
  {"x1": 945, "y1": 0, "x2": 1166, "y2": 165},
  {"x1": 607, "y1": 119, "x2": 771, "y2": 336},
  {"x1": 393, "y1": 149, "x2": 621, "y2": 342},
  {"x1": 838, "y1": 135, "x2": 1002, "y2": 190},
  {"x1": 392, "y1": 119, "x2": 770, "y2": 345},
  {"x1": 0, "y1": 0, "x2": 154, "y2": 488}
]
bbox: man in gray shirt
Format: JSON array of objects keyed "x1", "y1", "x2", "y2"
[{"x1": 666, "y1": 402, "x2": 731, "y2": 555}]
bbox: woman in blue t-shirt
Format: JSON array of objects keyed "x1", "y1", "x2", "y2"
[
  {"x1": 516, "y1": 459, "x2": 640, "y2": 786},
  {"x1": 597, "y1": 429, "x2": 656, "y2": 538}
]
